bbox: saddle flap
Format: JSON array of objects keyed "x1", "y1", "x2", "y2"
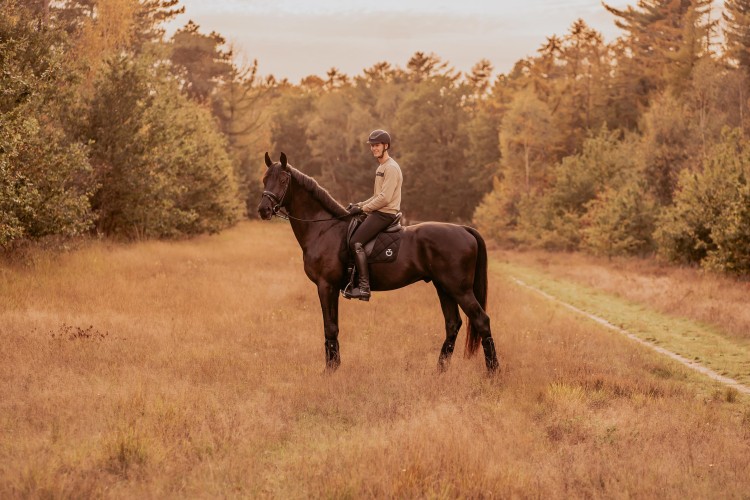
[{"x1": 365, "y1": 229, "x2": 402, "y2": 263}]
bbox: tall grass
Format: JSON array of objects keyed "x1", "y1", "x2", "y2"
[
  {"x1": 500, "y1": 250, "x2": 750, "y2": 342},
  {"x1": 1, "y1": 221, "x2": 749, "y2": 497}
]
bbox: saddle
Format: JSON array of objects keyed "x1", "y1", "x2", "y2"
[
  {"x1": 345, "y1": 212, "x2": 404, "y2": 263},
  {"x1": 342, "y1": 213, "x2": 403, "y2": 298}
]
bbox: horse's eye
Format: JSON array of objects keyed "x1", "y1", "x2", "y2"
[{"x1": 280, "y1": 176, "x2": 287, "y2": 184}]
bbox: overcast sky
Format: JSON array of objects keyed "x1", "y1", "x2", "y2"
[{"x1": 167, "y1": 1, "x2": 647, "y2": 82}]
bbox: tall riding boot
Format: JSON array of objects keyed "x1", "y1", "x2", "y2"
[{"x1": 351, "y1": 242, "x2": 371, "y2": 301}]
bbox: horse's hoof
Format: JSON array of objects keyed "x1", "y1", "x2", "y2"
[
  {"x1": 485, "y1": 361, "x2": 500, "y2": 375},
  {"x1": 324, "y1": 360, "x2": 340, "y2": 374}
]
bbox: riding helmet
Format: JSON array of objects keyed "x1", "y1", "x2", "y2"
[{"x1": 366, "y1": 129, "x2": 391, "y2": 146}]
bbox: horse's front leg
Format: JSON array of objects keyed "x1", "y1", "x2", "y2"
[{"x1": 317, "y1": 281, "x2": 341, "y2": 371}]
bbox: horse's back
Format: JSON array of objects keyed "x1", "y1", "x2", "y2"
[{"x1": 406, "y1": 221, "x2": 477, "y2": 250}]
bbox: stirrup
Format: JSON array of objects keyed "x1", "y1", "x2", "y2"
[{"x1": 342, "y1": 285, "x2": 370, "y2": 301}]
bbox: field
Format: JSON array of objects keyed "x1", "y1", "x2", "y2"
[{"x1": 1, "y1": 221, "x2": 750, "y2": 498}]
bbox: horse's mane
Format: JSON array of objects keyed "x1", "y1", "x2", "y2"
[{"x1": 288, "y1": 166, "x2": 349, "y2": 217}]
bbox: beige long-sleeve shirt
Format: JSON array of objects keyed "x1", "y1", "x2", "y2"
[{"x1": 360, "y1": 157, "x2": 402, "y2": 214}]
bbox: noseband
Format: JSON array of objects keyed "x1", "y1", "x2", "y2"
[{"x1": 262, "y1": 170, "x2": 291, "y2": 215}]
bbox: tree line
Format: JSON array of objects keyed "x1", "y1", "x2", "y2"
[{"x1": 2, "y1": 0, "x2": 750, "y2": 274}]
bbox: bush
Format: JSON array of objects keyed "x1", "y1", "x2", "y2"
[
  {"x1": 0, "y1": 3, "x2": 93, "y2": 249},
  {"x1": 582, "y1": 181, "x2": 657, "y2": 257},
  {"x1": 88, "y1": 55, "x2": 240, "y2": 238},
  {"x1": 654, "y1": 129, "x2": 750, "y2": 273}
]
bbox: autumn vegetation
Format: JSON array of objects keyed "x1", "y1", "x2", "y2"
[
  {"x1": 0, "y1": 221, "x2": 748, "y2": 497},
  {"x1": 1, "y1": 0, "x2": 750, "y2": 277}
]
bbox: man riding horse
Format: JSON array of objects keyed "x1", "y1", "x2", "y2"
[{"x1": 345, "y1": 129, "x2": 403, "y2": 301}]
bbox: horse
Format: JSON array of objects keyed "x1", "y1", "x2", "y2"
[{"x1": 257, "y1": 152, "x2": 499, "y2": 373}]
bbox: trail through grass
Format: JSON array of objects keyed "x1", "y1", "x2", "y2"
[{"x1": 496, "y1": 260, "x2": 750, "y2": 387}]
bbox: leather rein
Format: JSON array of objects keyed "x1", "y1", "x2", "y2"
[{"x1": 262, "y1": 171, "x2": 351, "y2": 223}]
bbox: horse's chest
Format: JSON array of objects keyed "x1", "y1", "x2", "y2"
[{"x1": 302, "y1": 250, "x2": 343, "y2": 281}]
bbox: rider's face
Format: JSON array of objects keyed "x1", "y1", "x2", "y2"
[{"x1": 370, "y1": 143, "x2": 386, "y2": 157}]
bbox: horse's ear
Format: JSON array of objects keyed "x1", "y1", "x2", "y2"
[
  {"x1": 264, "y1": 152, "x2": 272, "y2": 168},
  {"x1": 280, "y1": 152, "x2": 288, "y2": 169}
]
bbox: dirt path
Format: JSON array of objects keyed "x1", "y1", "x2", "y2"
[{"x1": 512, "y1": 277, "x2": 750, "y2": 396}]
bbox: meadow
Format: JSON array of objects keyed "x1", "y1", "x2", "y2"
[{"x1": 1, "y1": 221, "x2": 749, "y2": 498}]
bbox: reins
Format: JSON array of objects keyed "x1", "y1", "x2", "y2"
[
  {"x1": 262, "y1": 170, "x2": 351, "y2": 223},
  {"x1": 271, "y1": 207, "x2": 351, "y2": 223}
]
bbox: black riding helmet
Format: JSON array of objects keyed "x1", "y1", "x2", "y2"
[{"x1": 366, "y1": 129, "x2": 391, "y2": 146}]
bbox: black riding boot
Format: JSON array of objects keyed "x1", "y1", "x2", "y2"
[{"x1": 350, "y1": 242, "x2": 371, "y2": 301}]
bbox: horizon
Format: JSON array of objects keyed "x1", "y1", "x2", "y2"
[{"x1": 167, "y1": 0, "x2": 641, "y2": 83}]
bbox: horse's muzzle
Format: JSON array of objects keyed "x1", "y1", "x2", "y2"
[{"x1": 257, "y1": 201, "x2": 273, "y2": 220}]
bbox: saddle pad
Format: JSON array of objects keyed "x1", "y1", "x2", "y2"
[{"x1": 366, "y1": 230, "x2": 402, "y2": 263}]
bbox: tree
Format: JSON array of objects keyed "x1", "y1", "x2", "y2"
[
  {"x1": 638, "y1": 92, "x2": 698, "y2": 205},
  {"x1": 604, "y1": 0, "x2": 715, "y2": 105},
  {"x1": 395, "y1": 74, "x2": 472, "y2": 221},
  {"x1": 0, "y1": 1, "x2": 93, "y2": 248},
  {"x1": 499, "y1": 87, "x2": 555, "y2": 195},
  {"x1": 170, "y1": 20, "x2": 233, "y2": 103},
  {"x1": 655, "y1": 128, "x2": 750, "y2": 273},
  {"x1": 311, "y1": 87, "x2": 374, "y2": 203},
  {"x1": 212, "y1": 58, "x2": 273, "y2": 216},
  {"x1": 87, "y1": 55, "x2": 239, "y2": 238},
  {"x1": 582, "y1": 181, "x2": 657, "y2": 257},
  {"x1": 268, "y1": 90, "x2": 320, "y2": 176},
  {"x1": 724, "y1": 0, "x2": 750, "y2": 79}
]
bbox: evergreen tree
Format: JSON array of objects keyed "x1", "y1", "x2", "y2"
[
  {"x1": 170, "y1": 20, "x2": 233, "y2": 103},
  {"x1": 395, "y1": 74, "x2": 472, "y2": 221},
  {"x1": 604, "y1": 0, "x2": 714, "y2": 106},
  {"x1": 724, "y1": 0, "x2": 750, "y2": 79},
  {"x1": 88, "y1": 55, "x2": 239, "y2": 238}
]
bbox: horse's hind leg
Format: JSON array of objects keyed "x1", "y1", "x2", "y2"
[
  {"x1": 434, "y1": 283, "x2": 462, "y2": 371},
  {"x1": 455, "y1": 291, "x2": 499, "y2": 373}
]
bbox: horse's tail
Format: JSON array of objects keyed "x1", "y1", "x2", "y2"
[{"x1": 463, "y1": 226, "x2": 488, "y2": 358}]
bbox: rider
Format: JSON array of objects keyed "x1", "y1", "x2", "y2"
[{"x1": 346, "y1": 129, "x2": 403, "y2": 301}]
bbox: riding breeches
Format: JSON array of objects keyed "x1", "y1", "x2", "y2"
[{"x1": 349, "y1": 211, "x2": 396, "y2": 251}]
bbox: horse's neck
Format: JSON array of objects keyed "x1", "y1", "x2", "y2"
[{"x1": 287, "y1": 186, "x2": 346, "y2": 253}]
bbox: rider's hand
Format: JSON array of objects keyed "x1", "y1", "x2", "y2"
[{"x1": 348, "y1": 205, "x2": 363, "y2": 215}]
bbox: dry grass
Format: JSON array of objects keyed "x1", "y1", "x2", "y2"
[
  {"x1": 1, "y1": 221, "x2": 749, "y2": 498},
  {"x1": 499, "y1": 250, "x2": 750, "y2": 342}
]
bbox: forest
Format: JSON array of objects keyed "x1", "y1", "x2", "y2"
[{"x1": 2, "y1": 0, "x2": 750, "y2": 274}]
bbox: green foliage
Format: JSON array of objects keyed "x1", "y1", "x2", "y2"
[
  {"x1": 638, "y1": 92, "x2": 697, "y2": 205},
  {"x1": 655, "y1": 129, "x2": 750, "y2": 273},
  {"x1": 6, "y1": 0, "x2": 750, "y2": 277},
  {"x1": 396, "y1": 74, "x2": 474, "y2": 221},
  {"x1": 170, "y1": 20, "x2": 233, "y2": 102},
  {"x1": 582, "y1": 181, "x2": 657, "y2": 257},
  {"x1": 473, "y1": 177, "x2": 522, "y2": 246},
  {"x1": 547, "y1": 127, "x2": 637, "y2": 216},
  {"x1": 0, "y1": 1, "x2": 93, "y2": 249},
  {"x1": 311, "y1": 86, "x2": 377, "y2": 204},
  {"x1": 88, "y1": 55, "x2": 239, "y2": 238}
]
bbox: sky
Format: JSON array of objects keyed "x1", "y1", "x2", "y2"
[{"x1": 167, "y1": 0, "x2": 635, "y2": 83}]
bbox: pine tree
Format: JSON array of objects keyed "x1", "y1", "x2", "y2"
[
  {"x1": 604, "y1": 0, "x2": 714, "y2": 102},
  {"x1": 723, "y1": 0, "x2": 750, "y2": 78}
]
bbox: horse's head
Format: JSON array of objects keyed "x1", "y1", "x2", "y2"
[{"x1": 258, "y1": 152, "x2": 292, "y2": 220}]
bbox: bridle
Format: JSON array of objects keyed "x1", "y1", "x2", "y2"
[
  {"x1": 261, "y1": 170, "x2": 291, "y2": 216},
  {"x1": 261, "y1": 170, "x2": 351, "y2": 223}
]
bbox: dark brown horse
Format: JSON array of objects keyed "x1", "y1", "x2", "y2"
[{"x1": 257, "y1": 152, "x2": 499, "y2": 373}]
